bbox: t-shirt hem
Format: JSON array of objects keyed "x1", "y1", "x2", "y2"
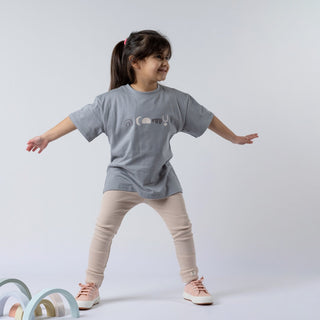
[{"x1": 102, "y1": 186, "x2": 183, "y2": 200}]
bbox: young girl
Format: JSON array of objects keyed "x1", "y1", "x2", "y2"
[{"x1": 26, "y1": 29, "x2": 258, "y2": 307}]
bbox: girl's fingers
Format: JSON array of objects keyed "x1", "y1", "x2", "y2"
[
  {"x1": 27, "y1": 141, "x2": 42, "y2": 152},
  {"x1": 26, "y1": 143, "x2": 34, "y2": 151}
]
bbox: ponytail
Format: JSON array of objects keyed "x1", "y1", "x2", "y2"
[{"x1": 109, "y1": 41, "x2": 130, "y2": 91}]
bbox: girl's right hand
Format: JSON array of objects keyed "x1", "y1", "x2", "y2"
[{"x1": 26, "y1": 136, "x2": 49, "y2": 154}]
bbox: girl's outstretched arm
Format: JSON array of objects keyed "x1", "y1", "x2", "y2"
[
  {"x1": 208, "y1": 116, "x2": 258, "y2": 145},
  {"x1": 26, "y1": 116, "x2": 76, "y2": 154}
]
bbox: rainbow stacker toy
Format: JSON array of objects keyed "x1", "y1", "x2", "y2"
[{"x1": 0, "y1": 278, "x2": 80, "y2": 319}]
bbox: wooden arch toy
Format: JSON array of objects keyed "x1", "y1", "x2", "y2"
[
  {"x1": 0, "y1": 278, "x2": 32, "y2": 300},
  {"x1": 0, "y1": 278, "x2": 80, "y2": 319},
  {"x1": 0, "y1": 291, "x2": 30, "y2": 316},
  {"x1": 22, "y1": 288, "x2": 79, "y2": 320},
  {"x1": 6, "y1": 293, "x2": 66, "y2": 319}
]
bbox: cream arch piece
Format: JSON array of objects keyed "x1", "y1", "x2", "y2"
[{"x1": 47, "y1": 293, "x2": 65, "y2": 316}]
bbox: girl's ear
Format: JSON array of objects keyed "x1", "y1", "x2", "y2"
[{"x1": 129, "y1": 55, "x2": 140, "y2": 70}]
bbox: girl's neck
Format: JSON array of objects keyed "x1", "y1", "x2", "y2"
[{"x1": 130, "y1": 81, "x2": 158, "y2": 92}]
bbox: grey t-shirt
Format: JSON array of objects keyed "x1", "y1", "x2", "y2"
[{"x1": 69, "y1": 83, "x2": 214, "y2": 199}]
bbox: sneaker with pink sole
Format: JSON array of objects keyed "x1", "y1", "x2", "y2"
[
  {"x1": 75, "y1": 282, "x2": 100, "y2": 310},
  {"x1": 183, "y1": 276, "x2": 213, "y2": 305}
]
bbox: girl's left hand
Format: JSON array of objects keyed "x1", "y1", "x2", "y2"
[{"x1": 232, "y1": 133, "x2": 259, "y2": 145}]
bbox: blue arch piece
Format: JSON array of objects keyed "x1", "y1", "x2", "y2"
[
  {"x1": 0, "y1": 291, "x2": 30, "y2": 316},
  {"x1": 0, "y1": 278, "x2": 32, "y2": 300},
  {"x1": 22, "y1": 288, "x2": 80, "y2": 320}
]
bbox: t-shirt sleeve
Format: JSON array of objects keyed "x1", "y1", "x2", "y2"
[
  {"x1": 68, "y1": 96, "x2": 105, "y2": 142},
  {"x1": 180, "y1": 94, "x2": 215, "y2": 138}
]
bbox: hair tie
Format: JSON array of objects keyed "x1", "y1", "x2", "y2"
[{"x1": 124, "y1": 38, "x2": 127, "y2": 46}]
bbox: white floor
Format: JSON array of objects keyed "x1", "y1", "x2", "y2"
[{"x1": 1, "y1": 271, "x2": 319, "y2": 320}]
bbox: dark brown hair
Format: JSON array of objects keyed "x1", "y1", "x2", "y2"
[{"x1": 109, "y1": 30, "x2": 172, "y2": 91}]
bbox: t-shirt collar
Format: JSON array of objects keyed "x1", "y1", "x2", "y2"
[{"x1": 125, "y1": 83, "x2": 161, "y2": 95}]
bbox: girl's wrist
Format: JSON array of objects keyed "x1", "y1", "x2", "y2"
[
  {"x1": 40, "y1": 133, "x2": 51, "y2": 142},
  {"x1": 230, "y1": 135, "x2": 238, "y2": 144}
]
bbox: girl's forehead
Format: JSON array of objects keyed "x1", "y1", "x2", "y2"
[{"x1": 155, "y1": 47, "x2": 170, "y2": 55}]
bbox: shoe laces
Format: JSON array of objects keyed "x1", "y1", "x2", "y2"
[
  {"x1": 189, "y1": 276, "x2": 208, "y2": 293},
  {"x1": 76, "y1": 282, "x2": 97, "y2": 298}
]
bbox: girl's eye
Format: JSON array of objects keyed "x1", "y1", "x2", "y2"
[{"x1": 156, "y1": 55, "x2": 170, "y2": 60}]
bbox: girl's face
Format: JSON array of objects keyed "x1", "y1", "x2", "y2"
[{"x1": 132, "y1": 48, "x2": 170, "y2": 84}]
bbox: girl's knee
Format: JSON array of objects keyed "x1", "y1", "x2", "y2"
[{"x1": 170, "y1": 221, "x2": 193, "y2": 240}]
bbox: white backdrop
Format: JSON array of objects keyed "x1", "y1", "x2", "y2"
[{"x1": 1, "y1": 0, "x2": 319, "y2": 287}]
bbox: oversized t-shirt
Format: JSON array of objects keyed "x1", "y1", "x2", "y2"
[{"x1": 68, "y1": 83, "x2": 215, "y2": 199}]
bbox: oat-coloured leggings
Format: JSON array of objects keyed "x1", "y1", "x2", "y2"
[{"x1": 86, "y1": 190, "x2": 199, "y2": 287}]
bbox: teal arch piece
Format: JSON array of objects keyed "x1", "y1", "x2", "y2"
[
  {"x1": 0, "y1": 291, "x2": 30, "y2": 316},
  {"x1": 0, "y1": 278, "x2": 32, "y2": 300},
  {"x1": 22, "y1": 288, "x2": 80, "y2": 320}
]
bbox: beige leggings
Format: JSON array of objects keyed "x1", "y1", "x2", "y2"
[{"x1": 86, "y1": 190, "x2": 199, "y2": 287}]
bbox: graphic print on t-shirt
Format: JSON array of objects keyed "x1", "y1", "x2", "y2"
[
  {"x1": 123, "y1": 119, "x2": 133, "y2": 127},
  {"x1": 123, "y1": 114, "x2": 169, "y2": 128},
  {"x1": 136, "y1": 114, "x2": 169, "y2": 126}
]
